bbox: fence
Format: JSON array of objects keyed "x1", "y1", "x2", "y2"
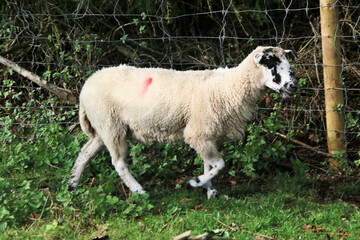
[{"x1": 0, "y1": 0, "x2": 359, "y2": 166}]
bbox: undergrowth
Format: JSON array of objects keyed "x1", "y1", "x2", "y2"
[
  {"x1": 1, "y1": 1, "x2": 360, "y2": 238},
  {"x1": 1, "y1": 96, "x2": 360, "y2": 239}
]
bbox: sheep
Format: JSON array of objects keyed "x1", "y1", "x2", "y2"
[{"x1": 68, "y1": 46, "x2": 298, "y2": 199}]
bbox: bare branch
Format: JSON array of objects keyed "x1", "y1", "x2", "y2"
[
  {"x1": 0, "y1": 55, "x2": 77, "y2": 104},
  {"x1": 274, "y1": 132, "x2": 333, "y2": 158}
]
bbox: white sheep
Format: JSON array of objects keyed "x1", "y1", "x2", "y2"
[{"x1": 69, "y1": 46, "x2": 297, "y2": 199}]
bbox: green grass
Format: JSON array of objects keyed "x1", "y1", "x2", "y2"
[
  {"x1": 2, "y1": 175, "x2": 360, "y2": 240},
  {"x1": 1, "y1": 124, "x2": 360, "y2": 239}
]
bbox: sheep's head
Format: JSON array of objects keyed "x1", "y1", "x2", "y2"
[{"x1": 254, "y1": 47, "x2": 298, "y2": 98}]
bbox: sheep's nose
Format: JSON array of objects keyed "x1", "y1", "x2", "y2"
[{"x1": 288, "y1": 83, "x2": 297, "y2": 92}]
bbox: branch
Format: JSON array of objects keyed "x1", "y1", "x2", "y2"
[
  {"x1": 274, "y1": 132, "x2": 333, "y2": 158},
  {"x1": 0, "y1": 55, "x2": 77, "y2": 104}
]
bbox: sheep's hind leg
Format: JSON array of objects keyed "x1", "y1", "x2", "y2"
[
  {"x1": 187, "y1": 142, "x2": 224, "y2": 199},
  {"x1": 69, "y1": 137, "x2": 103, "y2": 192},
  {"x1": 108, "y1": 139, "x2": 146, "y2": 194},
  {"x1": 202, "y1": 162, "x2": 219, "y2": 199}
]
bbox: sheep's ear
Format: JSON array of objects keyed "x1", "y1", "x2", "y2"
[
  {"x1": 284, "y1": 50, "x2": 297, "y2": 61},
  {"x1": 254, "y1": 52, "x2": 264, "y2": 67}
]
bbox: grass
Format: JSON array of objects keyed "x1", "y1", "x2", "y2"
[
  {"x1": 1, "y1": 125, "x2": 360, "y2": 239},
  {"x1": 2, "y1": 175, "x2": 360, "y2": 240}
]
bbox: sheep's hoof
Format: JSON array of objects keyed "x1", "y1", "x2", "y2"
[
  {"x1": 186, "y1": 177, "x2": 202, "y2": 188},
  {"x1": 135, "y1": 189, "x2": 147, "y2": 195},
  {"x1": 68, "y1": 184, "x2": 77, "y2": 193},
  {"x1": 185, "y1": 181, "x2": 193, "y2": 189},
  {"x1": 207, "y1": 189, "x2": 219, "y2": 199}
]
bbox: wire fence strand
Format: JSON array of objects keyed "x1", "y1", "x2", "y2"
[{"x1": 0, "y1": 0, "x2": 359, "y2": 161}]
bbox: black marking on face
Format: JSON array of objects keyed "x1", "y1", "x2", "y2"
[
  {"x1": 259, "y1": 48, "x2": 281, "y2": 69},
  {"x1": 258, "y1": 48, "x2": 283, "y2": 85},
  {"x1": 271, "y1": 67, "x2": 281, "y2": 84}
]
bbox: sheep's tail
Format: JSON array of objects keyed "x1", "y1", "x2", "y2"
[{"x1": 79, "y1": 102, "x2": 96, "y2": 138}]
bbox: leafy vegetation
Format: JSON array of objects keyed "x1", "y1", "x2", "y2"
[
  {"x1": 1, "y1": 99, "x2": 360, "y2": 238},
  {"x1": 2, "y1": 133, "x2": 360, "y2": 239},
  {"x1": 1, "y1": 0, "x2": 360, "y2": 238},
  {"x1": 1, "y1": 0, "x2": 359, "y2": 161}
]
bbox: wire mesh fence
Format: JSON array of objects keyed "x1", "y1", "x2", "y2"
[{"x1": 0, "y1": 0, "x2": 359, "y2": 164}]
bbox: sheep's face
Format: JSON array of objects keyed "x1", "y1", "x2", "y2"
[{"x1": 254, "y1": 47, "x2": 298, "y2": 98}]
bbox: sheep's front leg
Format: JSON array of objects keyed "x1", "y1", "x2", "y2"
[{"x1": 187, "y1": 142, "x2": 224, "y2": 199}]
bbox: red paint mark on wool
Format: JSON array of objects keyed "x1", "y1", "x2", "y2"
[{"x1": 141, "y1": 77, "x2": 153, "y2": 95}]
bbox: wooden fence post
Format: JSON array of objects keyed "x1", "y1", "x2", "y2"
[{"x1": 319, "y1": 0, "x2": 346, "y2": 171}]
